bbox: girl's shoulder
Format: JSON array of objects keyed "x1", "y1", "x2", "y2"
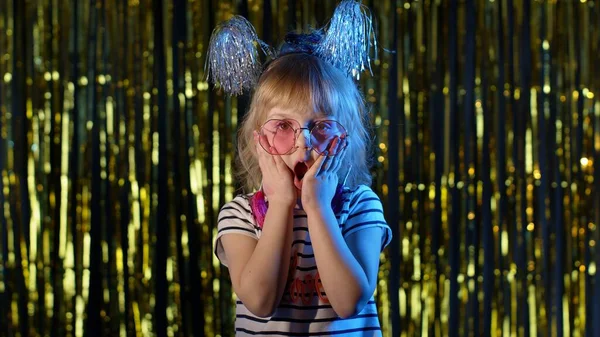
[
  {"x1": 342, "y1": 184, "x2": 380, "y2": 203},
  {"x1": 219, "y1": 192, "x2": 256, "y2": 216},
  {"x1": 339, "y1": 184, "x2": 392, "y2": 248}
]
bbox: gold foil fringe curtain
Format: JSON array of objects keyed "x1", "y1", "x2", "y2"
[{"x1": 0, "y1": 0, "x2": 599, "y2": 336}]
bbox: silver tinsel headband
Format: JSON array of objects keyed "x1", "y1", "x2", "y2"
[{"x1": 206, "y1": 0, "x2": 376, "y2": 96}]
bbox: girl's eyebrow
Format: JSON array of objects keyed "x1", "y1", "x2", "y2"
[{"x1": 270, "y1": 113, "x2": 294, "y2": 119}]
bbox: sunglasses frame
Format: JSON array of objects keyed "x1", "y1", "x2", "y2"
[{"x1": 257, "y1": 119, "x2": 349, "y2": 156}]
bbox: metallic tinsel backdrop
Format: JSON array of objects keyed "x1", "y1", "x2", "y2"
[{"x1": 1, "y1": 0, "x2": 599, "y2": 336}]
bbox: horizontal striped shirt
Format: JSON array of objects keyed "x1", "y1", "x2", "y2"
[{"x1": 215, "y1": 185, "x2": 392, "y2": 336}]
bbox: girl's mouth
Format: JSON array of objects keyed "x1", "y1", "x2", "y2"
[{"x1": 293, "y1": 162, "x2": 308, "y2": 190}]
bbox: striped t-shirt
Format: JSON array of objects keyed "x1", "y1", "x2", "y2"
[{"x1": 215, "y1": 184, "x2": 392, "y2": 336}]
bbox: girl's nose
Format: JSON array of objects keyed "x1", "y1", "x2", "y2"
[{"x1": 295, "y1": 129, "x2": 311, "y2": 150}]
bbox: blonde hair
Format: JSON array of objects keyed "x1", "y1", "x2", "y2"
[{"x1": 236, "y1": 53, "x2": 373, "y2": 193}]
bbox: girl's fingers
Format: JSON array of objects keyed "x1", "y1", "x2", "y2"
[
  {"x1": 329, "y1": 146, "x2": 345, "y2": 174},
  {"x1": 257, "y1": 138, "x2": 283, "y2": 177},
  {"x1": 254, "y1": 133, "x2": 271, "y2": 173},
  {"x1": 314, "y1": 151, "x2": 330, "y2": 177},
  {"x1": 271, "y1": 147, "x2": 288, "y2": 172},
  {"x1": 337, "y1": 137, "x2": 347, "y2": 154},
  {"x1": 256, "y1": 131, "x2": 273, "y2": 156},
  {"x1": 255, "y1": 131, "x2": 287, "y2": 177},
  {"x1": 326, "y1": 138, "x2": 343, "y2": 173},
  {"x1": 309, "y1": 136, "x2": 343, "y2": 177},
  {"x1": 327, "y1": 136, "x2": 339, "y2": 153},
  {"x1": 319, "y1": 137, "x2": 338, "y2": 174},
  {"x1": 256, "y1": 149, "x2": 267, "y2": 172},
  {"x1": 259, "y1": 134, "x2": 272, "y2": 153},
  {"x1": 264, "y1": 150, "x2": 279, "y2": 174},
  {"x1": 253, "y1": 130, "x2": 261, "y2": 145}
]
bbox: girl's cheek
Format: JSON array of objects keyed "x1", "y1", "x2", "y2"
[{"x1": 284, "y1": 160, "x2": 294, "y2": 171}]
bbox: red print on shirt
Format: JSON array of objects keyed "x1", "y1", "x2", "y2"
[{"x1": 284, "y1": 250, "x2": 329, "y2": 304}]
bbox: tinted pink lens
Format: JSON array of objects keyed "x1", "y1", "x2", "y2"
[
  {"x1": 310, "y1": 121, "x2": 347, "y2": 155},
  {"x1": 260, "y1": 120, "x2": 296, "y2": 154}
]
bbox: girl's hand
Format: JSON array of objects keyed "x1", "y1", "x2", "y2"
[
  {"x1": 254, "y1": 131, "x2": 296, "y2": 207},
  {"x1": 301, "y1": 136, "x2": 346, "y2": 212}
]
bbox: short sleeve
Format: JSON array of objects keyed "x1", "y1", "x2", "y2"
[
  {"x1": 214, "y1": 195, "x2": 260, "y2": 267},
  {"x1": 341, "y1": 185, "x2": 392, "y2": 250}
]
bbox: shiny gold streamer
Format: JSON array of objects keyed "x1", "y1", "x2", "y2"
[{"x1": 1, "y1": 1, "x2": 600, "y2": 337}]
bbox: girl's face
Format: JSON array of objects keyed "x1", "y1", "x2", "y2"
[{"x1": 258, "y1": 106, "x2": 346, "y2": 191}]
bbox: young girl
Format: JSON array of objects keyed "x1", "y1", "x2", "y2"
[{"x1": 211, "y1": 2, "x2": 391, "y2": 335}]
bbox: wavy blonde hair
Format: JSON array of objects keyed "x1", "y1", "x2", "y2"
[{"x1": 236, "y1": 53, "x2": 373, "y2": 193}]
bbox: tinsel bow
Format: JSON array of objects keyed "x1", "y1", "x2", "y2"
[
  {"x1": 315, "y1": 0, "x2": 377, "y2": 80},
  {"x1": 206, "y1": 15, "x2": 272, "y2": 95}
]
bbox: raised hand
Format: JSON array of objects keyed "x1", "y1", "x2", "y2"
[
  {"x1": 301, "y1": 136, "x2": 347, "y2": 211},
  {"x1": 254, "y1": 131, "x2": 297, "y2": 207}
]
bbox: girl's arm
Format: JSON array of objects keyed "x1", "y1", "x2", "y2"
[
  {"x1": 220, "y1": 201, "x2": 294, "y2": 317},
  {"x1": 306, "y1": 205, "x2": 384, "y2": 318},
  {"x1": 301, "y1": 139, "x2": 389, "y2": 318}
]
